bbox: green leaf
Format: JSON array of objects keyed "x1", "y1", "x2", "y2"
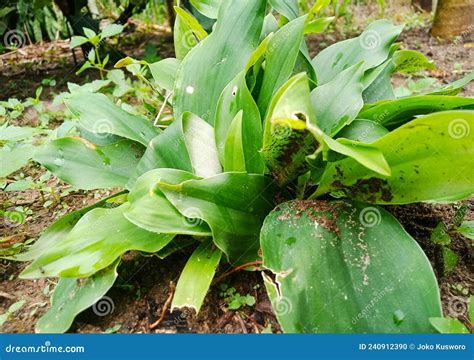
[
  {"x1": 0, "y1": 300, "x2": 26, "y2": 327},
  {"x1": 125, "y1": 169, "x2": 212, "y2": 236},
  {"x1": 0, "y1": 143, "x2": 36, "y2": 177},
  {"x1": 455, "y1": 220, "x2": 474, "y2": 240},
  {"x1": 13, "y1": 192, "x2": 126, "y2": 262},
  {"x1": 312, "y1": 20, "x2": 403, "y2": 85},
  {"x1": 189, "y1": 0, "x2": 221, "y2": 19},
  {"x1": 442, "y1": 247, "x2": 457, "y2": 274},
  {"x1": 262, "y1": 73, "x2": 318, "y2": 185},
  {"x1": 257, "y1": 15, "x2": 306, "y2": 116},
  {"x1": 65, "y1": 93, "x2": 159, "y2": 146},
  {"x1": 223, "y1": 111, "x2": 246, "y2": 172},
  {"x1": 34, "y1": 138, "x2": 143, "y2": 190},
  {"x1": 69, "y1": 36, "x2": 88, "y2": 49},
  {"x1": 336, "y1": 119, "x2": 389, "y2": 143},
  {"x1": 131, "y1": 112, "x2": 220, "y2": 184},
  {"x1": 430, "y1": 222, "x2": 451, "y2": 246},
  {"x1": 429, "y1": 317, "x2": 469, "y2": 334},
  {"x1": 100, "y1": 24, "x2": 123, "y2": 39},
  {"x1": 148, "y1": 58, "x2": 180, "y2": 92},
  {"x1": 358, "y1": 95, "x2": 474, "y2": 128},
  {"x1": 157, "y1": 172, "x2": 277, "y2": 264},
  {"x1": 261, "y1": 200, "x2": 442, "y2": 332},
  {"x1": 172, "y1": 239, "x2": 222, "y2": 313},
  {"x1": 392, "y1": 50, "x2": 435, "y2": 74},
  {"x1": 427, "y1": 71, "x2": 474, "y2": 96},
  {"x1": 36, "y1": 260, "x2": 119, "y2": 333},
  {"x1": 83, "y1": 27, "x2": 96, "y2": 39},
  {"x1": 174, "y1": 7, "x2": 208, "y2": 41},
  {"x1": 20, "y1": 204, "x2": 174, "y2": 279},
  {"x1": 311, "y1": 62, "x2": 365, "y2": 135},
  {"x1": 0, "y1": 125, "x2": 44, "y2": 142},
  {"x1": 173, "y1": 14, "x2": 198, "y2": 60},
  {"x1": 315, "y1": 111, "x2": 474, "y2": 203},
  {"x1": 268, "y1": 0, "x2": 299, "y2": 20},
  {"x1": 214, "y1": 37, "x2": 270, "y2": 173},
  {"x1": 304, "y1": 17, "x2": 334, "y2": 34},
  {"x1": 174, "y1": 0, "x2": 266, "y2": 124}
]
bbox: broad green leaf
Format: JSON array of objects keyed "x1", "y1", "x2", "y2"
[
  {"x1": 100, "y1": 24, "x2": 123, "y2": 39},
  {"x1": 392, "y1": 50, "x2": 435, "y2": 74},
  {"x1": 362, "y1": 59, "x2": 396, "y2": 103},
  {"x1": 223, "y1": 111, "x2": 246, "y2": 172},
  {"x1": 304, "y1": 17, "x2": 334, "y2": 34},
  {"x1": 358, "y1": 95, "x2": 474, "y2": 127},
  {"x1": 311, "y1": 62, "x2": 365, "y2": 135},
  {"x1": 20, "y1": 204, "x2": 174, "y2": 279},
  {"x1": 174, "y1": 0, "x2": 266, "y2": 124},
  {"x1": 311, "y1": 130, "x2": 391, "y2": 177},
  {"x1": 268, "y1": 0, "x2": 299, "y2": 20},
  {"x1": 336, "y1": 119, "x2": 389, "y2": 143},
  {"x1": 125, "y1": 169, "x2": 211, "y2": 236},
  {"x1": 13, "y1": 192, "x2": 126, "y2": 262},
  {"x1": 157, "y1": 172, "x2": 277, "y2": 264},
  {"x1": 174, "y1": 7, "x2": 208, "y2": 41},
  {"x1": 315, "y1": 111, "x2": 474, "y2": 203},
  {"x1": 69, "y1": 36, "x2": 88, "y2": 49},
  {"x1": 257, "y1": 15, "x2": 306, "y2": 116},
  {"x1": 189, "y1": 0, "x2": 221, "y2": 19},
  {"x1": 36, "y1": 260, "x2": 119, "y2": 333},
  {"x1": 172, "y1": 239, "x2": 222, "y2": 313},
  {"x1": 0, "y1": 143, "x2": 35, "y2": 177},
  {"x1": 34, "y1": 138, "x2": 143, "y2": 190},
  {"x1": 455, "y1": 220, "x2": 474, "y2": 240},
  {"x1": 429, "y1": 318, "x2": 469, "y2": 334},
  {"x1": 312, "y1": 20, "x2": 403, "y2": 85},
  {"x1": 214, "y1": 37, "x2": 270, "y2": 173},
  {"x1": 0, "y1": 126, "x2": 43, "y2": 142},
  {"x1": 148, "y1": 58, "x2": 180, "y2": 92},
  {"x1": 427, "y1": 72, "x2": 474, "y2": 96},
  {"x1": 65, "y1": 93, "x2": 159, "y2": 146},
  {"x1": 131, "y1": 112, "x2": 220, "y2": 184},
  {"x1": 173, "y1": 14, "x2": 198, "y2": 60},
  {"x1": 261, "y1": 73, "x2": 318, "y2": 185},
  {"x1": 261, "y1": 200, "x2": 442, "y2": 333},
  {"x1": 182, "y1": 112, "x2": 221, "y2": 177}
]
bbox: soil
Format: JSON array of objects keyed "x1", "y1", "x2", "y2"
[{"x1": 1, "y1": 9, "x2": 473, "y2": 334}]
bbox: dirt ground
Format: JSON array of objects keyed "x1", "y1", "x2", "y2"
[{"x1": 1, "y1": 13, "x2": 473, "y2": 334}]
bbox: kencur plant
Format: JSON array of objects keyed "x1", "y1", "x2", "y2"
[{"x1": 11, "y1": 0, "x2": 474, "y2": 333}]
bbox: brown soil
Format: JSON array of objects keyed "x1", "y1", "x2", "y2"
[{"x1": 1, "y1": 13, "x2": 473, "y2": 333}]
